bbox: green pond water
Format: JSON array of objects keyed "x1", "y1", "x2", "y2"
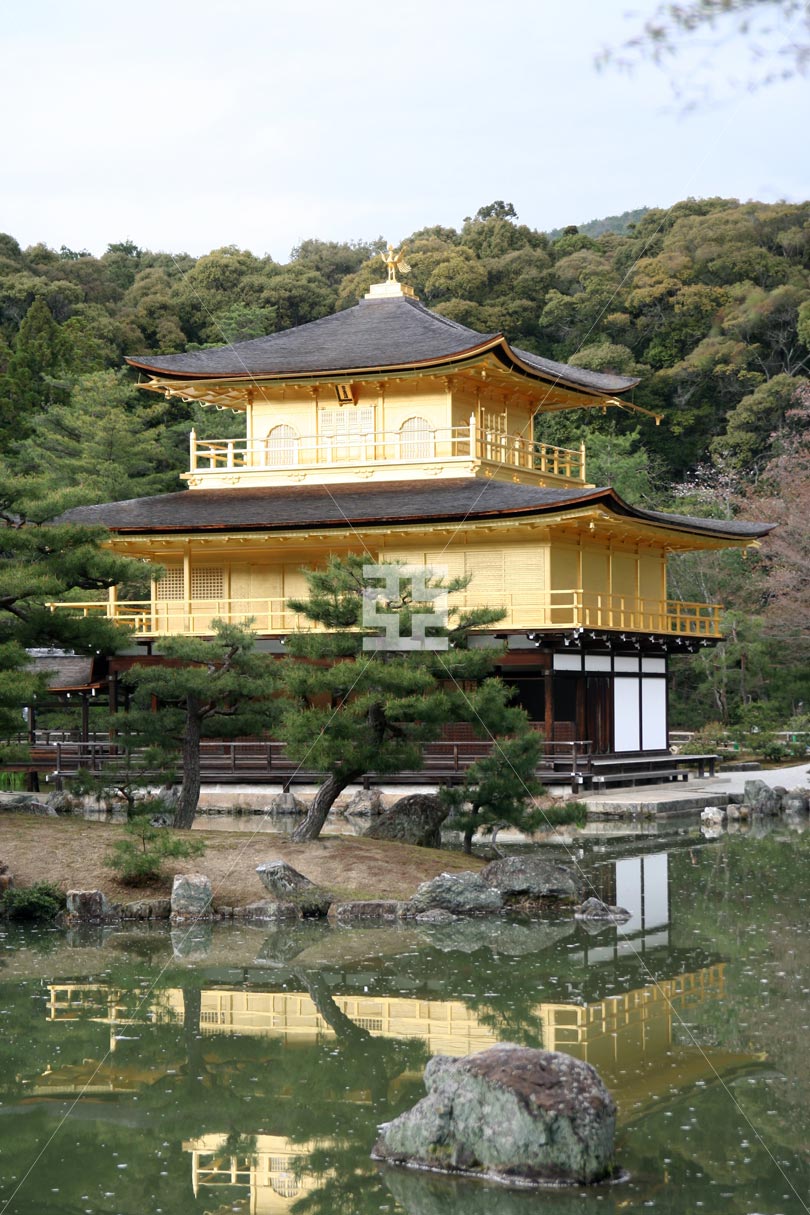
[{"x1": 1, "y1": 825, "x2": 809, "y2": 1215}]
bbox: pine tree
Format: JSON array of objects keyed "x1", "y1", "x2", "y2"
[
  {"x1": 124, "y1": 622, "x2": 280, "y2": 829},
  {"x1": 279, "y1": 555, "x2": 535, "y2": 842}
]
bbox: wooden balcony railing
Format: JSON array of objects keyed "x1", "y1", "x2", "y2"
[
  {"x1": 188, "y1": 419, "x2": 587, "y2": 483},
  {"x1": 46, "y1": 591, "x2": 723, "y2": 639}
]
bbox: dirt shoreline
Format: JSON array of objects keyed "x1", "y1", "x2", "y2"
[{"x1": 0, "y1": 813, "x2": 482, "y2": 908}]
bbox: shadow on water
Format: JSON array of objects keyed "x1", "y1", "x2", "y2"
[{"x1": 1, "y1": 826, "x2": 809, "y2": 1213}]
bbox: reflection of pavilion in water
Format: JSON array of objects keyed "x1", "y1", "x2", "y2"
[
  {"x1": 42, "y1": 960, "x2": 759, "y2": 1213},
  {"x1": 46, "y1": 960, "x2": 739, "y2": 1111},
  {"x1": 584, "y1": 849, "x2": 673, "y2": 962},
  {"x1": 184, "y1": 1133, "x2": 321, "y2": 1215}
]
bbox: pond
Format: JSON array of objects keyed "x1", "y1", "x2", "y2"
[{"x1": 1, "y1": 824, "x2": 809, "y2": 1215}]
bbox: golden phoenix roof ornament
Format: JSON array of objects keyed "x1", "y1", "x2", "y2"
[{"x1": 381, "y1": 242, "x2": 411, "y2": 283}]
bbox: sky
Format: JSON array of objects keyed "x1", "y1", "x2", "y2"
[{"x1": 2, "y1": 0, "x2": 808, "y2": 261}]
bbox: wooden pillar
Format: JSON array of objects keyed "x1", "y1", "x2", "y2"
[
  {"x1": 80, "y1": 693, "x2": 90, "y2": 744},
  {"x1": 544, "y1": 668, "x2": 553, "y2": 747},
  {"x1": 183, "y1": 546, "x2": 192, "y2": 633},
  {"x1": 108, "y1": 671, "x2": 119, "y2": 754}
]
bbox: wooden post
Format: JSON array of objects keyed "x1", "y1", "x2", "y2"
[
  {"x1": 189, "y1": 428, "x2": 197, "y2": 471},
  {"x1": 469, "y1": 412, "x2": 477, "y2": 460},
  {"x1": 580, "y1": 441, "x2": 586, "y2": 482}
]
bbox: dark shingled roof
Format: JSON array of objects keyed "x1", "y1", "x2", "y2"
[
  {"x1": 126, "y1": 296, "x2": 637, "y2": 396},
  {"x1": 58, "y1": 479, "x2": 773, "y2": 541},
  {"x1": 27, "y1": 654, "x2": 98, "y2": 691}
]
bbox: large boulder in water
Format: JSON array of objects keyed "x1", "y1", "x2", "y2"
[
  {"x1": 479, "y1": 856, "x2": 581, "y2": 904},
  {"x1": 373, "y1": 1044, "x2": 616, "y2": 1185},
  {"x1": 364, "y1": 794, "x2": 449, "y2": 847},
  {"x1": 407, "y1": 871, "x2": 503, "y2": 916},
  {"x1": 743, "y1": 780, "x2": 782, "y2": 816}
]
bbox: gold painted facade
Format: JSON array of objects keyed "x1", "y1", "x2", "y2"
[
  {"x1": 47, "y1": 273, "x2": 753, "y2": 641},
  {"x1": 50, "y1": 515, "x2": 727, "y2": 640}
]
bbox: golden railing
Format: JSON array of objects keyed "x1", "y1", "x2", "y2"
[
  {"x1": 188, "y1": 419, "x2": 587, "y2": 483},
  {"x1": 46, "y1": 591, "x2": 723, "y2": 639}
]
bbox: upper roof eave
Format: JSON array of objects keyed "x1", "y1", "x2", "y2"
[
  {"x1": 56, "y1": 480, "x2": 775, "y2": 544},
  {"x1": 124, "y1": 334, "x2": 503, "y2": 381},
  {"x1": 127, "y1": 333, "x2": 637, "y2": 400}
]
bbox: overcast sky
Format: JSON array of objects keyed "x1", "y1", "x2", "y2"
[{"x1": 3, "y1": 0, "x2": 807, "y2": 260}]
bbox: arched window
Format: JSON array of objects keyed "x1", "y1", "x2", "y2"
[
  {"x1": 400, "y1": 416, "x2": 434, "y2": 459},
  {"x1": 266, "y1": 424, "x2": 299, "y2": 466}
]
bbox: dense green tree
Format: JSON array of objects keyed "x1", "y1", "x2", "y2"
[
  {"x1": 0, "y1": 298, "x2": 69, "y2": 436},
  {"x1": 712, "y1": 372, "x2": 804, "y2": 471},
  {"x1": 6, "y1": 368, "x2": 178, "y2": 509}
]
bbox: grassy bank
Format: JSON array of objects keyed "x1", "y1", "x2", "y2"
[{"x1": 0, "y1": 813, "x2": 482, "y2": 907}]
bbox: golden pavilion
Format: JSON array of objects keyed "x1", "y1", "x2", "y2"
[{"x1": 57, "y1": 255, "x2": 771, "y2": 767}]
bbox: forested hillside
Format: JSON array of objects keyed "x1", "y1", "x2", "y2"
[{"x1": 1, "y1": 196, "x2": 809, "y2": 734}]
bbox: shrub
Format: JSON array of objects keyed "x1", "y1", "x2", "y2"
[
  {"x1": 0, "y1": 882, "x2": 64, "y2": 922},
  {"x1": 0, "y1": 772, "x2": 26, "y2": 792},
  {"x1": 540, "y1": 801, "x2": 588, "y2": 828},
  {"x1": 105, "y1": 811, "x2": 206, "y2": 886}
]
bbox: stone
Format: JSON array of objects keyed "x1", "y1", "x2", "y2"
[
  {"x1": 364, "y1": 794, "x2": 449, "y2": 847},
  {"x1": 343, "y1": 787, "x2": 384, "y2": 817},
  {"x1": 743, "y1": 780, "x2": 782, "y2": 816},
  {"x1": 417, "y1": 918, "x2": 574, "y2": 956},
  {"x1": 574, "y1": 897, "x2": 631, "y2": 923},
  {"x1": 415, "y1": 908, "x2": 459, "y2": 925},
  {"x1": 65, "y1": 889, "x2": 113, "y2": 922},
  {"x1": 0, "y1": 796, "x2": 56, "y2": 817},
  {"x1": 382, "y1": 1165, "x2": 595, "y2": 1215},
  {"x1": 407, "y1": 872, "x2": 503, "y2": 917},
  {"x1": 263, "y1": 791, "x2": 308, "y2": 815},
  {"x1": 333, "y1": 900, "x2": 405, "y2": 922},
  {"x1": 157, "y1": 783, "x2": 182, "y2": 812},
  {"x1": 0, "y1": 874, "x2": 12, "y2": 893},
  {"x1": 701, "y1": 806, "x2": 726, "y2": 825},
  {"x1": 46, "y1": 790, "x2": 77, "y2": 815},
  {"x1": 171, "y1": 873, "x2": 213, "y2": 918},
  {"x1": 783, "y1": 788, "x2": 809, "y2": 815},
  {"x1": 255, "y1": 860, "x2": 331, "y2": 917},
  {"x1": 120, "y1": 897, "x2": 171, "y2": 920},
  {"x1": 239, "y1": 899, "x2": 299, "y2": 922},
  {"x1": 479, "y1": 856, "x2": 581, "y2": 904},
  {"x1": 373, "y1": 1044, "x2": 616, "y2": 1185}
]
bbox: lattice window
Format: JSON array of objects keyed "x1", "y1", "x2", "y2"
[
  {"x1": 271, "y1": 1177, "x2": 300, "y2": 1198},
  {"x1": 155, "y1": 566, "x2": 183, "y2": 600},
  {"x1": 319, "y1": 406, "x2": 374, "y2": 438},
  {"x1": 400, "y1": 416, "x2": 434, "y2": 459},
  {"x1": 355, "y1": 1016, "x2": 384, "y2": 1031},
  {"x1": 266, "y1": 423, "x2": 299, "y2": 466},
  {"x1": 191, "y1": 567, "x2": 224, "y2": 600}
]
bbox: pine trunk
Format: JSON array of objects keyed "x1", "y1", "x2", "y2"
[
  {"x1": 173, "y1": 702, "x2": 202, "y2": 830},
  {"x1": 291, "y1": 771, "x2": 354, "y2": 842}
]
